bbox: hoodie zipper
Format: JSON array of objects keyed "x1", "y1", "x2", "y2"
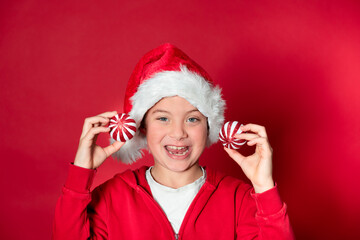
[
  {"x1": 137, "y1": 186, "x2": 180, "y2": 240},
  {"x1": 135, "y1": 175, "x2": 215, "y2": 240}
]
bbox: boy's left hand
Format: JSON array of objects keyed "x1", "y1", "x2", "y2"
[{"x1": 224, "y1": 123, "x2": 274, "y2": 193}]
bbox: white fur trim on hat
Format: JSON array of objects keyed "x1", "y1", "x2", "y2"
[{"x1": 111, "y1": 65, "x2": 226, "y2": 164}]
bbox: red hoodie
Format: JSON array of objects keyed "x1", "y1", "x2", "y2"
[{"x1": 52, "y1": 163, "x2": 294, "y2": 240}]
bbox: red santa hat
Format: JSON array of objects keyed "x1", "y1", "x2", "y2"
[{"x1": 111, "y1": 43, "x2": 226, "y2": 164}]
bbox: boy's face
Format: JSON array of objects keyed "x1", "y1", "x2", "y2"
[{"x1": 144, "y1": 96, "x2": 208, "y2": 174}]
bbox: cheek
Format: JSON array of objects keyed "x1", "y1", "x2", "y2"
[
  {"x1": 146, "y1": 124, "x2": 166, "y2": 145},
  {"x1": 190, "y1": 126, "x2": 208, "y2": 144}
]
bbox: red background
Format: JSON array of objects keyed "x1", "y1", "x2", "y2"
[{"x1": 1, "y1": 1, "x2": 359, "y2": 239}]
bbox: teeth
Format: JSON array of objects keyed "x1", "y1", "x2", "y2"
[
  {"x1": 168, "y1": 149, "x2": 189, "y2": 156},
  {"x1": 166, "y1": 145, "x2": 189, "y2": 156},
  {"x1": 167, "y1": 146, "x2": 187, "y2": 150}
]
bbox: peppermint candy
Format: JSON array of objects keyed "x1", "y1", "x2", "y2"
[
  {"x1": 219, "y1": 121, "x2": 246, "y2": 149},
  {"x1": 109, "y1": 113, "x2": 136, "y2": 142}
]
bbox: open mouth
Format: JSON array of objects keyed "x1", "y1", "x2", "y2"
[{"x1": 165, "y1": 145, "x2": 189, "y2": 156}]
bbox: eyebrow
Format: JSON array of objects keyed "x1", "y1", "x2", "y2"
[{"x1": 151, "y1": 109, "x2": 200, "y2": 114}]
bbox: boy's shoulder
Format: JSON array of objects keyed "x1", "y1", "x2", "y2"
[
  {"x1": 96, "y1": 166, "x2": 149, "y2": 192},
  {"x1": 204, "y1": 166, "x2": 253, "y2": 193}
]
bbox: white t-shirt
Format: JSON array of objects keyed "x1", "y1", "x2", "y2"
[{"x1": 145, "y1": 167, "x2": 206, "y2": 234}]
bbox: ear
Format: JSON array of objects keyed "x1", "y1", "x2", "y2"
[{"x1": 139, "y1": 114, "x2": 147, "y2": 135}]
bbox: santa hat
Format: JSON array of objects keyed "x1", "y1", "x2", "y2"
[{"x1": 111, "y1": 43, "x2": 226, "y2": 164}]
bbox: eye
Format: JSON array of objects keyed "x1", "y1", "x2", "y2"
[
  {"x1": 187, "y1": 117, "x2": 199, "y2": 123},
  {"x1": 157, "y1": 117, "x2": 168, "y2": 122}
]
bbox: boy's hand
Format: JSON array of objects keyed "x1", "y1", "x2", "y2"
[
  {"x1": 74, "y1": 111, "x2": 125, "y2": 169},
  {"x1": 224, "y1": 123, "x2": 274, "y2": 193}
]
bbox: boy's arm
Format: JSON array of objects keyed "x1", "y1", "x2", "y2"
[
  {"x1": 236, "y1": 184, "x2": 295, "y2": 240},
  {"x1": 52, "y1": 163, "x2": 108, "y2": 240}
]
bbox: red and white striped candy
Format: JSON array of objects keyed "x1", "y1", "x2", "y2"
[
  {"x1": 219, "y1": 121, "x2": 246, "y2": 149},
  {"x1": 109, "y1": 113, "x2": 137, "y2": 142}
]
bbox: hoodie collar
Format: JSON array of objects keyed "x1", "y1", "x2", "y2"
[{"x1": 117, "y1": 165, "x2": 227, "y2": 194}]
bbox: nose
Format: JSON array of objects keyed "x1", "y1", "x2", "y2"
[{"x1": 169, "y1": 121, "x2": 188, "y2": 141}]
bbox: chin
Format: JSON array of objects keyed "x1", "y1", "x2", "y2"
[
  {"x1": 166, "y1": 162, "x2": 196, "y2": 173},
  {"x1": 158, "y1": 155, "x2": 199, "y2": 173}
]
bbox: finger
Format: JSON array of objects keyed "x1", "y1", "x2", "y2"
[
  {"x1": 81, "y1": 126, "x2": 111, "y2": 144},
  {"x1": 81, "y1": 116, "x2": 108, "y2": 139},
  {"x1": 247, "y1": 137, "x2": 272, "y2": 153},
  {"x1": 240, "y1": 124, "x2": 268, "y2": 138},
  {"x1": 97, "y1": 111, "x2": 118, "y2": 119},
  {"x1": 94, "y1": 111, "x2": 119, "y2": 128},
  {"x1": 81, "y1": 115, "x2": 113, "y2": 139},
  {"x1": 234, "y1": 133, "x2": 259, "y2": 141},
  {"x1": 94, "y1": 111, "x2": 118, "y2": 127},
  {"x1": 103, "y1": 141, "x2": 125, "y2": 157},
  {"x1": 224, "y1": 147, "x2": 245, "y2": 165}
]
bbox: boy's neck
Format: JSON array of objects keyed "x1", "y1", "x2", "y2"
[{"x1": 150, "y1": 164, "x2": 203, "y2": 189}]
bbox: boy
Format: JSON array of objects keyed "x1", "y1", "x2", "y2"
[{"x1": 52, "y1": 43, "x2": 294, "y2": 239}]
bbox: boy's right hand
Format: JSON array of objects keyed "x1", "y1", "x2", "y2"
[{"x1": 74, "y1": 111, "x2": 125, "y2": 169}]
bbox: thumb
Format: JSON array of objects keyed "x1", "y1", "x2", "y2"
[
  {"x1": 224, "y1": 147, "x2": 245, "y2": 166},
  {"x1": 103, "y1": 141, "x2": 125, "y2": 157}
]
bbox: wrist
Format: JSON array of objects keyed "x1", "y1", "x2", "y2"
[
  {"x1": 73, "y1": 160, "x2": 93, "y2": 170},
  {"x1": 66, "y1": 163, "x2": 96, "y2": 192},
  {"x1": 252, "y1": 178, "x2": 275, "y2": 193}
]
